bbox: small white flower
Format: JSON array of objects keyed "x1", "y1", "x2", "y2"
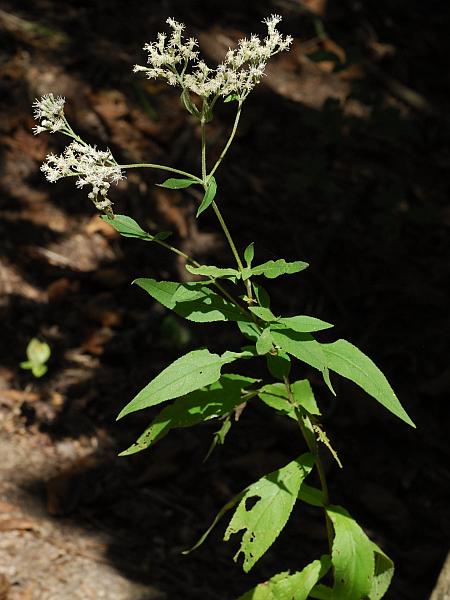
[
  {"x1": 133, "y1": 15, "x2": 292, "y2": 103},
  {"x1": 33, "y1": 94, "x2": 67, "y2": 135},
  {"x1": 41, "y1": 141, "x2": 123, "y2": 214}
]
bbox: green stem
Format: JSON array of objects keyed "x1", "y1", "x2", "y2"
[
  {"x1": 154, "y1": 238, "x2": 250, "y2": 321},
  {"x1": 284, "y1": 377, "x2": 333, "y2": 553},
  {"x1": 119, "y1": 163, "x2": 202, "y2": 184},
  {"x1": 208, "y1": 101, "x2": 243, "y2": 181}
]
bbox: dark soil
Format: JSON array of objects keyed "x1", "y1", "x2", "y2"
[{"x1": 0, "y1": 1, "x2": 449, "y2": 599}]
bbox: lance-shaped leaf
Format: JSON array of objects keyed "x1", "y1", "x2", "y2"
[
  {"x1": 224, "y1": 453, "x2": 315, "y2": 572},
  {"x1": 277, "y1": 315, "x2": 334, "y2": 333},
  {"x1": 101, "y1": 214, "x2": 171, "y2": 241},
  {"x1": 157, "y1": 177, "x2": 198, "y2": 189},
  {"x1": 197, "y1": 176, "x2": 217, "y2": 216},
  {"x1": 271, "y1": 328, "x2": 335, "y2": 394},
  {"x1": 369, "y1": 542, "x2": 394, "y2": 600},
  {"x1": 134, "y1": 278, "x2": 251, "y2": 323},
  {"x1": 256, "y1": 327, "x2": 274, "y2": 355},
  {"x1": 185, "y1": 264, "x2": 239, "y2": 279},
  {"x1": 238, "y1": 556, "x2": 331, "y2": 600},
  {"x1": 119, "y1": 374, "x2": 257, "y2": 455},
  {"x1": 326, "y1": 505, "x2": 375, "y2": 600},
  {"x1": 251, "y1": 259, "x2": 309, "y2": 279},
  {"x1": 117, "y1": 349, "x2": 242, "y2": 419},
  {"x1": 321, "y1": 339, "x2": 415, "y2": 427},
  {"x1": 298, "y1": 483, "x2": 326, "y2": 508}
]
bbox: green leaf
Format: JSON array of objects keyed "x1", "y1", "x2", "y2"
[
  {"x1": 157, "y1": 177, "x2": 197, "y2": 189},
  {"x1": 237, "y1": 320, "x2": 261, "y2": 342},
  {"x1": 258, "y1": 380, "x2": 320, "y2": 417},
  {"x1": 256, "y1": 327, "x2": 274, "y2": 355},
  {"x1": 271, "y1": 328, "x2": 334, "y2": 394},
  {"x1": 185, "y1": 264, "x2": 239, "y2": 279},
  {"x1": 101, "y1": 214, "x2": 171, "y2": 241},
  {"x1": 244, "y1": 242, "x2": 255, "y2": 268},
  {"x1": 258, "y1": 383, "x2": 295, "y2": 419},
  {"x1": 251, "y1": 259, "x2": 309, "y2": 279},
  {"x1": 297, "y1": 483, "x2": 326, "y2": 507},
  {"x1": 321, "y1": 339, "x2": 415, "y2": 427},
  {"x1": 117, "y1": 349, "x2": 241, "y2": 419},
  {"x1": 249, "y1": 306, "x2": 277, "y2": 322},
  {"x1": 224, "y1": 93, "x2": 240, "y2": 103},
  {"x1": 369, "y1": 542, "x2": 394, "y2": 600},
  {"x1": 266, "y1": 351, "x2": 291, "y2": 380},
  {"x1": 326, "y1": 505, "x2": 375, "y2": 600},
  {"x1": 224, "y1": 453, "x2": 315, "y2": 572},
  {"x1": 20, "y1": 338, "x2": 51, "y2": 378},
  {"x1": 253, "y1": 283, "x2": 271, "y2": 308},
  {"x1": 237, "y1": 556, "x2": 331, "y2": 600},
  {"x1": 197, "y1": 176, "x2": 217, "y2": 216},
  {"x1": 204, "y1": 417, "x2": 232, "y2": 461},
  {"x1": 277, "y1": 316, "x2": 333, "y2": 333},
  {"x1": 119, "y1": 374, "x2": 257, "y2": 455},
  {"x1": 134, "y1": 278, "x2": 251, "y2": 323}
]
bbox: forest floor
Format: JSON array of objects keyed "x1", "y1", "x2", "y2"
[{"x1": 0, "y1": 1, "x2": 449, "y2": 598}]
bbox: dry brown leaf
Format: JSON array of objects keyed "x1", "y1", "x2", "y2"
[{"x1": 0, "y1": 516, "x2": 36, "y2": 532}]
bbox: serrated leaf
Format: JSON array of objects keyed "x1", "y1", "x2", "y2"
[
  {"x1": 369, "y1": 542, "x2": 394, "y2": 599},
  {"x1": 244, "y1": 242, "x2": 255, "y2": 267},
  {"x1": 266, "y1": 352, "x2": 291, "y2": 380},
  {"x1": 237, "y1": 556, "x2": 331, "y2": 600},
  {"x1": 277, "y1": 316, "x2": 333, "y2": 333},
  {"x1": 321, "y1": 339, "x2": 415, "y2": 427},
  {"x1": 197, "y1": 176, "x2": 217, "y2": 216},
  {"x1": 256, "y1": 327, "x2": 274, "y2": 355},
  {"x1": 326, "y1": 505, "x2": 375, "y2": 600},
  {"x1": 224, "y1": 453, "x2": 315, "y2": 572},
  {"x1": 157, "y1": 177, "x2": 197, "y2": 189},
  {"x1": 101, "y1": 214, "x2": 170, "y2": 241},
  {"x1": 119, "y1": 374, "x2": 257, "y2": 455},
  {"x1": 271, "y1": 329, "x2": 334, "y2": 394},
  {"x1": 117, "y1": 349, "x2": 241, "y2": 419},
  {"x1": 185, "y1": 264, "x2": 239, "y2": 279},
  {"x1": 134, "y1": 278, "x2": 251, "y2": 323},
  {"x1": 251, "y1": 259, "x2": 309, "y2": 279}
]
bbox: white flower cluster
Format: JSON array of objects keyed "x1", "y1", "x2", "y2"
[
  {"x1": 134, "y1": 14, "x2": 292, "y2": 101},
  {"x1": 33, "y1": 94, "x2": 67, "y2": 135},
  {"x1": 41, "y1": 141, "x2": 123, "y2": 213}
]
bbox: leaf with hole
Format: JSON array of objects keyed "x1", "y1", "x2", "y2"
[
  {"x1": 224, "y1": 453, "x2": 314, "y2": 572},
  {"x1": 117, "y1": 349, "x2": 243, "y2": 419},
  {"x1": 321, "y1": 339, "x2": 415, "y2": 426}
]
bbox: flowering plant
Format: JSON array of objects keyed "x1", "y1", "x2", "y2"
[{"x1": 33, "y1": 15, "x2": 415, "y2": 599}]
